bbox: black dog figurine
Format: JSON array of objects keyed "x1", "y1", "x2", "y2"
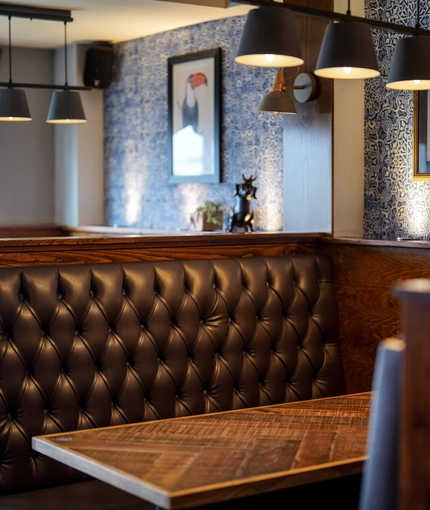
[{"x1": 226, "y1": 174, "x2": 257, "y2": 233}]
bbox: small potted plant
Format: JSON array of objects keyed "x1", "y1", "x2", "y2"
[{"x1": 190, "y1": 201, "x2": 224, "y2": 231}]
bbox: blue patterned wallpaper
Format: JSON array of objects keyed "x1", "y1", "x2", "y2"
[
  {"x1": 104, "y1": 15, "x2": 284, "y2": 232},
  {"x1": 365, "y1": 0, "x2": 430, "y2": 239}
]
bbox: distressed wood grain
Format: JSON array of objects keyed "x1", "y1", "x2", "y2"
[{"x1": 33, "y1": 392, "x2": 370, "y2": 509}]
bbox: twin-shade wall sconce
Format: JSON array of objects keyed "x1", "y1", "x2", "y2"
[
  {"x1": 234, "y1": 0, "x2": 430, "y2": 114},
  {"x1": 0, "y1": 3, "x2": 90, "y2": 123}
]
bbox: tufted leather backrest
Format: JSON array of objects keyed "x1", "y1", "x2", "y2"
[{"x1": 0, "y1": 255, "x2": 344, "y2": 495}]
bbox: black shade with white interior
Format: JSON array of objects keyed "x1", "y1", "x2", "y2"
[
  {"x1": 0, "y1": 3, "x2": 90, "y2": 123},
  {"x1": 0, "y1": 15, "x2": 31, "y2": 121},
  {"x1": 387, "y1": 0, "x2": 430, "y2": 90},
  {"x1": 235, "y1": 6, "x2": 303, "y2": 68},
  {"x1": 387, "y1": 34, "x2": 430, "y2": 90},
  {"x1": 314, "y1": 21, "x2": 380, "y2": 80},
  {"x1": 46, "y1": 21, "x2": 87, "y2": 124}
]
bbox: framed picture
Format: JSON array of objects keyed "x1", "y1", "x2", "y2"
[
  {"x1": 414, "y1": 90, "x2": 430, "y2": 180},
  {"x1": 168, "y1": 48, "x2": 221, "y2": 184}
]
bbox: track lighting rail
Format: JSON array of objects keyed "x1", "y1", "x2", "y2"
[
  {"x1": 0, "y1": 3, "x2": 72, "y2": 22},
  {"x1": 237, "y1": 0, "x2": 430, "y2": 37},
  {"x1": 0, "y1": 82, "x2": 91, "y2": 90}
]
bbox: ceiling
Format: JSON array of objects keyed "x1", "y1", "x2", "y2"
[{"x1": 0, "y1": 0, "x2": 254, "y2": 49}]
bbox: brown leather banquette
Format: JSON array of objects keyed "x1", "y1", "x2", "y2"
[{"x1": 0, "y1": 255, "x2": 344, "y2": 507}]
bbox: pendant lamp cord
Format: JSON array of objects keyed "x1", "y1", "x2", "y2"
[
  {"x1": 346, "y1": 0, "x2": 351, "y2": 16},
  {"x1": 7, "y1": 16, "x2": 12, "y2": 86},
  {"x1": 416, "y1": 0, "x2": 420, "y2": 28},
  {"x1": 63, "y1": 21, "x2": 68, "y2": 88}
]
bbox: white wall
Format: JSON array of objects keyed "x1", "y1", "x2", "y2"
[
  {"x1": 53, "y1": 43, "x2": 104, "y2": 227},
  {"x1": 0, "y1": 47, "x2": 55, "y2": 225},
  {"x1": 332, "y1": 0, "x2": 365, "y2": 237}
]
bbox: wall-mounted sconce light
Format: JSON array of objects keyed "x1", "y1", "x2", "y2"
[
  {"x1": 0, "y1": 3, "x2": 91, "y2": 123},
  {"x1": 387, "y1": 1, "x2": 430, "y2": 90},
  {"x1": 235, "y1": 1, "x2": 430, "y2": 91},
  {"x1": 46, "y1": 22, "x2": 86, "y2": 124},
  {"x1": 259, "y1": 68, "x2": 318, "y2": 115},
  {"x1": 0, "y1": 16, "x2": 31, "y2": 121},
  {"x1": 235, "y1": 6, "x2": 303, "y2": 68}
]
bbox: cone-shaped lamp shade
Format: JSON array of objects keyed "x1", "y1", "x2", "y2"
[
  {"x1": 0, "y1": 88, "x2": 31, "y2": 121},
  {"x1": 387, "y1": 36, "x2": 430, "y2": 90},
  {"x1": 314, "y1": 21, "x2": 380, "y2": 79},
  {"x1": 235, "y1": 7, "x2": 303, "y2": 68},
  {"x1": 259, "y1": 69, "x2": 296, "y2": 114},
  {"x1": 258, "y1": 91, "x2": 296, "y2": 114},
  {"x1": 46, "y1": 90, "x2": 87, "y2": 124}
]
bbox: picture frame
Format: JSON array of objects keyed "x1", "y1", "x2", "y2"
[
  {"x1": 413, "y1": 90, "x2": 430, "y2": 180},
  {"x1": 167, "y1": 48, "x2": 221, "y2": 184}
]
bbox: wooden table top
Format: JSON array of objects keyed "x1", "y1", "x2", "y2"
[{"x1": 33, "y1": 392, "x2": 371, "y2": 510}]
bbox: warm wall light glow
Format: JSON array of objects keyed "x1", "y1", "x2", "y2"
[
  {"x1": 125, "y1": 175, "x2": 142, "y2": 225},
  {"x1": 258, "y1": 202, "x2": 283, "y2": 232},
  {"x1": 404, "y1": 202, "x2": 430, "y2": 237}
]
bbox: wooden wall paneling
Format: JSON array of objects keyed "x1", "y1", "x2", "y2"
[
  {"x1": 0, "y1": 234, "x2": 324, "y2": 266},
  {"x1": 322, "y1": 241, "x2": 430, "y2": 394},
  {"x1": 283, "y1": 0, "x2": 333, "y2": 233}
]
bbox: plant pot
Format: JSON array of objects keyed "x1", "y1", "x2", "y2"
[{"x1": 190, "y1": 212, "x2": 223, "y2": 231}]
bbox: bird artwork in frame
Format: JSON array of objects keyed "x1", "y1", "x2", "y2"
[{"x1": 168, "y1": 48, "x2": 221, "y2": 183}]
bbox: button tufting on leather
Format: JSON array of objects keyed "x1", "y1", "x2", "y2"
[
  {"x1": 56, "y1": 292, "x2": 62, "y2": 299},
  {"x1": 89, "y1": 290, "x2": 94, "y2": 297},
  {"x1": 122, "y1": 288, "x2": 126, "y2": 295},
  {"x1": 0, "y1": 255, "x2": 343, "y2": 495}
]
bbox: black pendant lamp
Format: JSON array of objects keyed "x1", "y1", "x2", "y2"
[
  {"x1": 0, "y1": 16, "x2": 31, "y2": 121},
  {"x1": 235, "y1": 6, "x2": 303, "y2": 68},
  {"x1": 387, "y1": 0, "x2": 430, "y2": 90},
  {"x1": 47, "y1": 22, "x2": 86, "y2": 124},
  {"x1": 314, "y1": 1, "x2": 379, "y2": 80}
]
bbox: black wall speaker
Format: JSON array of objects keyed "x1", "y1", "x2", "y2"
[{"x1": 83, "y1": 46, "x2": 114, "y2": 89}]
